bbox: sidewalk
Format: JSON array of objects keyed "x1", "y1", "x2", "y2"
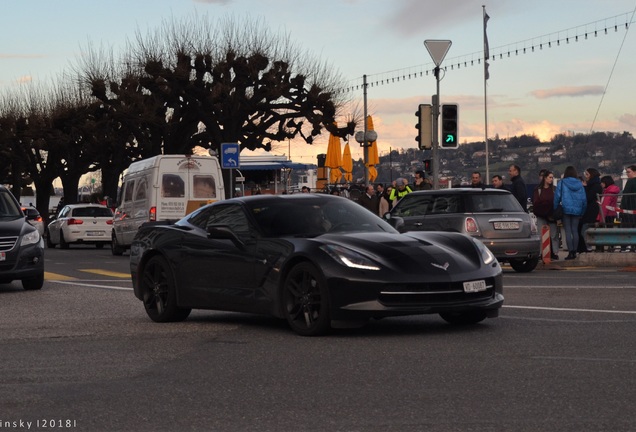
[{"x1": 537, "y1": 249, "x2": 636, "y2": 270}]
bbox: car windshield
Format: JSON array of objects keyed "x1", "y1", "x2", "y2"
[
  {"x1": 248, "y1": 197, "x2": 398, "y2": 237},
  {"x1": 0, "y1": 191, "x2": 23, "y2": 219}
]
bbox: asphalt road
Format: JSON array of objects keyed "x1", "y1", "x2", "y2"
[{"x1": 0, "y1": 247, "x2": 635, "y2": 432}]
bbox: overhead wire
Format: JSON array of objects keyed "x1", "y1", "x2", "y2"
[{"x1": 589, "y1": 4, "x2": 636, "y2": 132}]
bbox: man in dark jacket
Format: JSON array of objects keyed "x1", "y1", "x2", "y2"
[
  {"x1": 508, "y1": 164, "x2": 528, "y2": 211},
  {"x1": 358, "y1": 185, "x2": 379, "y2": 215}
]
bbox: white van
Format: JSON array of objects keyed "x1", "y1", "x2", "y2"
[{"x1": 112, "y1": 154, "x2": 224, "y2": 255}]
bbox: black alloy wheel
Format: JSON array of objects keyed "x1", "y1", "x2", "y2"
[
  {"x1": 59, "y1": 232, "x2": 69, "y2": 249},
  {"x1": 509, "y1": 257, "x2": 539, "y2": 273},
  {"x1": 141, "y1": 255, "x2": 191, "y2": 323},
  {"x1": 282, "y1": 262, "x2": 331, "y2": 336}
]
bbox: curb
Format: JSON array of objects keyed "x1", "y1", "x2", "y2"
[{"x1": 537, "y1": 251, "x2": 636, "y2": 270}]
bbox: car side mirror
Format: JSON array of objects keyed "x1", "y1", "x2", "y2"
[{"x1": 207, "y1": 224, "x2": 245, "y2": 249}]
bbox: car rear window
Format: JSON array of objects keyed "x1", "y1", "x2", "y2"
[
  {"x1": 466, "y1": 194, "x2": 523, "y2": 212},
  {"x1": 72, "y1": 207, "x2": 114, "y2": 217},
  {"x1": 392, "y1": 194, "x2": 463, "y2": 216}
]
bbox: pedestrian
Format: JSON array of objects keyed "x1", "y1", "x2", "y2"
[
  {"x1": 621, "y1": 165, "x2": 636, "y2": 227},
  {"x1": 554, "y1": 166, "x2": 587, "y2": 260},
  {"x1": 358, "y1": 185, "x2": 379, "y2": 215},
  {"x1": 490, "y1": 175, "x2": 506, "y2": 190},
  {"x1": 599, "y1": 175, "x2": 621, "y2": 252},
  {"x1": 621, "y1": 165, "x2": 636, "y2": 251},
  {"x1": 532, "y1": 170, "x2": 559, "y2": 260},
  {"x1": 378, "y1": 185, "x2": 394, "y2": 216},
  {"x1": 413, "y1": 170, "x2": 432, "y2": 191},
  {"x1": 375, "y1": 183, "x2": 384, "y2": 197},
  {"x1": 508, "y1": 164, "x2": 528, "y2": 211},
  {"x1": 389, "y1": 178, "x2": 412, "y2": 205},
  {"x1": 470, "y1": 171, "x2": 485, "y2": 188},
  {"x1": 577, "y1": 168, "x2": 603, "y2": 253},
  {"x1": 600, "y1": 175, "x2": 620, "y2": 224}
]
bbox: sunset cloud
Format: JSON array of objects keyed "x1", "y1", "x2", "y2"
[{"x1": 531, "y1": 86, "x2": 604, "y2": 99}]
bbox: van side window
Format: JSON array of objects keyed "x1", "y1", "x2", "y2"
[
  {"x1": 124, "y1": 181, "x2": 134, "y2": 202},
  {"x1": 135, "y1": 178, "x2": 148, "y2": 200},
  {"x1": 162, "y1": 174, "x2": 185, "y2": 198},
  {"x1": 193, "y1": 175, "x2": 216, "y2": 198}
]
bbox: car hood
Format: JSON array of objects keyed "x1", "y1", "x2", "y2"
[
  {"x1": 316, "y1": 231, "x2": 483, "y2": 274},
  {"x1": 0, "y1": 217, "x2": 30, "y2": 236}
]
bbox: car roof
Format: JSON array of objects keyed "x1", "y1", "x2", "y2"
[
  {"x1": 407, "y1": 188, "x2": 512, "y2": 196},
  {"x1": 222, "y1": 193, "x2": 346, "y2": 205},
  {"x1": 64, "y1": 203, "x2": 109, "y2": 208}
]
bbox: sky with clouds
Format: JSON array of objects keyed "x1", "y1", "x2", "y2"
[{"x1": 1, "y1": 0, "x2": 635, "y2": 163}]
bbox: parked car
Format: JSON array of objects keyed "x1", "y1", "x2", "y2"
[
  {"x1": 0, "y1": 186, "x2": 44, "y2": 290},
  {"x1": 385, "y1": 188, "x2": 541, "y2": 273},
  {"x1": 47, "y1": 204, "x2": 114, "y2": 249},
  {"x1": 21, "y1": 206, "x2": 45, "y2": 236},
  {"x1": 130, "y1": 194, "x2": 503, "y2": 336}
]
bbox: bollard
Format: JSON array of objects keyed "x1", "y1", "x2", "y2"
[{"x1": 541, "y1": 224, "x2": 551, "y2": 264}]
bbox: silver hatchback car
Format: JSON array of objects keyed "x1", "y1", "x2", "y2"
[{"x1": 385, "y1": 188, "x2": 541, "y2": 272}]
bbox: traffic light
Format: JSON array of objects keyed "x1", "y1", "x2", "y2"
[
  {"x1": 415, "y1": 104, "x2": 432, "y2": 149},
  {"x1": 441, "y1": 104, "x2": 459, "y2": 148},
  {"x1": 423, "y1": 159, "x2": 432, "y2": 175}
]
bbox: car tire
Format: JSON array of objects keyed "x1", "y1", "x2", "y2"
[
  {"x1": 509, "y1": 257, "x2": 539, "y2": 273},
  {"x1": 141, "y1": 255, "x2": 191, "y2": 323},
  {"x1": 111, "y1": 234, "x2": 124, "y2": 256},
  {"x1": 46, "y1": 230, "x2": 55, "y2": 248},
  {"x1": 440, "y1": 310, "x2": 487, "y2": 325},
  {"x1": 22, "y1": 272, "x2": 44, "y2": 291},
  {"x1": 282, "y1": 262, "x2": 331, "y2": 336},
  {"x1": 60, "y1": 232, "x2": 69, "y2": 249}
]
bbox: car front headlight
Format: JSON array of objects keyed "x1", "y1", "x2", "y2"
[
  {"x1": 320, "y1": 244, "x2": 381, "y2": 271},
  {"x1": 473, "y1": 239, "x2": 496, "y2": 265},
  {"x1": 21, "y1": 229, "x2": 41, "y2": 246}
]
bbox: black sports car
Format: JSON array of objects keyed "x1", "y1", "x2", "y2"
[{"x1": 130, "y1": 194, "x2": 503, "y2": 336}]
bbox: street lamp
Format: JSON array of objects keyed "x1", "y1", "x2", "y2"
[{"x1": 355, "y1": 129, "x2": 377, "y2": 186}]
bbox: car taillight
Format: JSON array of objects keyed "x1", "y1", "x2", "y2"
[
  {"x1": 67, "y1": 218, "x2": 84, "y2": 225},
  {"x1": 149, "y1": 207, "x2": 157, "y2": 222},
  {"x1": 465, "y1": 217, "x2": 479, "y2": 233},
  {"x1": 106, "y1": 220, "x2": 113, "y2": 225},
  {"x1": 34, "y1": 216, "x2": 43, "y2": 222}
]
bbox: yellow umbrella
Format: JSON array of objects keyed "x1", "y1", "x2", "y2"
[
  {"x1": 325, "y1": 131, "x2": 342, "y2": 184},
  {"x1": 366, "y1": 116, "x2": 379, "y2": 182},
  {"x1": 342, "y1": 142, "x2": 353, "y2": 182}
]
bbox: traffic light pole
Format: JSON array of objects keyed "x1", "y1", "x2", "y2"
[{"x1": 432, "y1": 66, "x2": 440, "y2": 190}]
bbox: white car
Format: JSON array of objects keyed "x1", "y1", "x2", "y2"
[{"x1": 47, "y1": 204, "x2": 113, "y2": 249}]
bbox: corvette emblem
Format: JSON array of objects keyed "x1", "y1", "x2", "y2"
[{"x1": 431, "y1": 262, "x2": 450, "y2": 271}]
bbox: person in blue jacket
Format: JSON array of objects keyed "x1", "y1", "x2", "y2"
[{"x1": 554, "y1": 166, "x2": 587, "y2": 260}]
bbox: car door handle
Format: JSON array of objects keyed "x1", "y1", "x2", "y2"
[{"x1": 414, "y1": 222, "x2": 423, "y2": 227}]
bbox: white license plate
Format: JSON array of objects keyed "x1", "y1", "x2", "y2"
[
  {"x1": 463, "y1": 280, "x2": 487, "y2": 293},
  {"x1": 0, "y1": 252, "x2": 5, "y2": 261},
  {"x1": 86, "y1": 231, "x2": 105, "y2": 236},
  {"x1": 493, "y1": 221, "x2": 519, "y2": 230}
]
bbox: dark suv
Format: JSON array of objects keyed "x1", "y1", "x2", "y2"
[
  {"x1": 0, "y1": 186, "x2": 44, "y2": 290},
  {"x1": 385, "y1": 188, "x2": 541, "y2": 272}
]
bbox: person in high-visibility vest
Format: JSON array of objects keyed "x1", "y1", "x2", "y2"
[{"x1": 389, "y1": 178, "x2": 412, "y2": 206}]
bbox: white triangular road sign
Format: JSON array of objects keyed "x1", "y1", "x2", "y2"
[{"x1": 424, "y1": 40, "x2": 452, "y2": 66}]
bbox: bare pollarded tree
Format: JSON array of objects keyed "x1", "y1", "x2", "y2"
[{"x1": 81, "y1": 14, "x2": 357, "y2": 196}]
